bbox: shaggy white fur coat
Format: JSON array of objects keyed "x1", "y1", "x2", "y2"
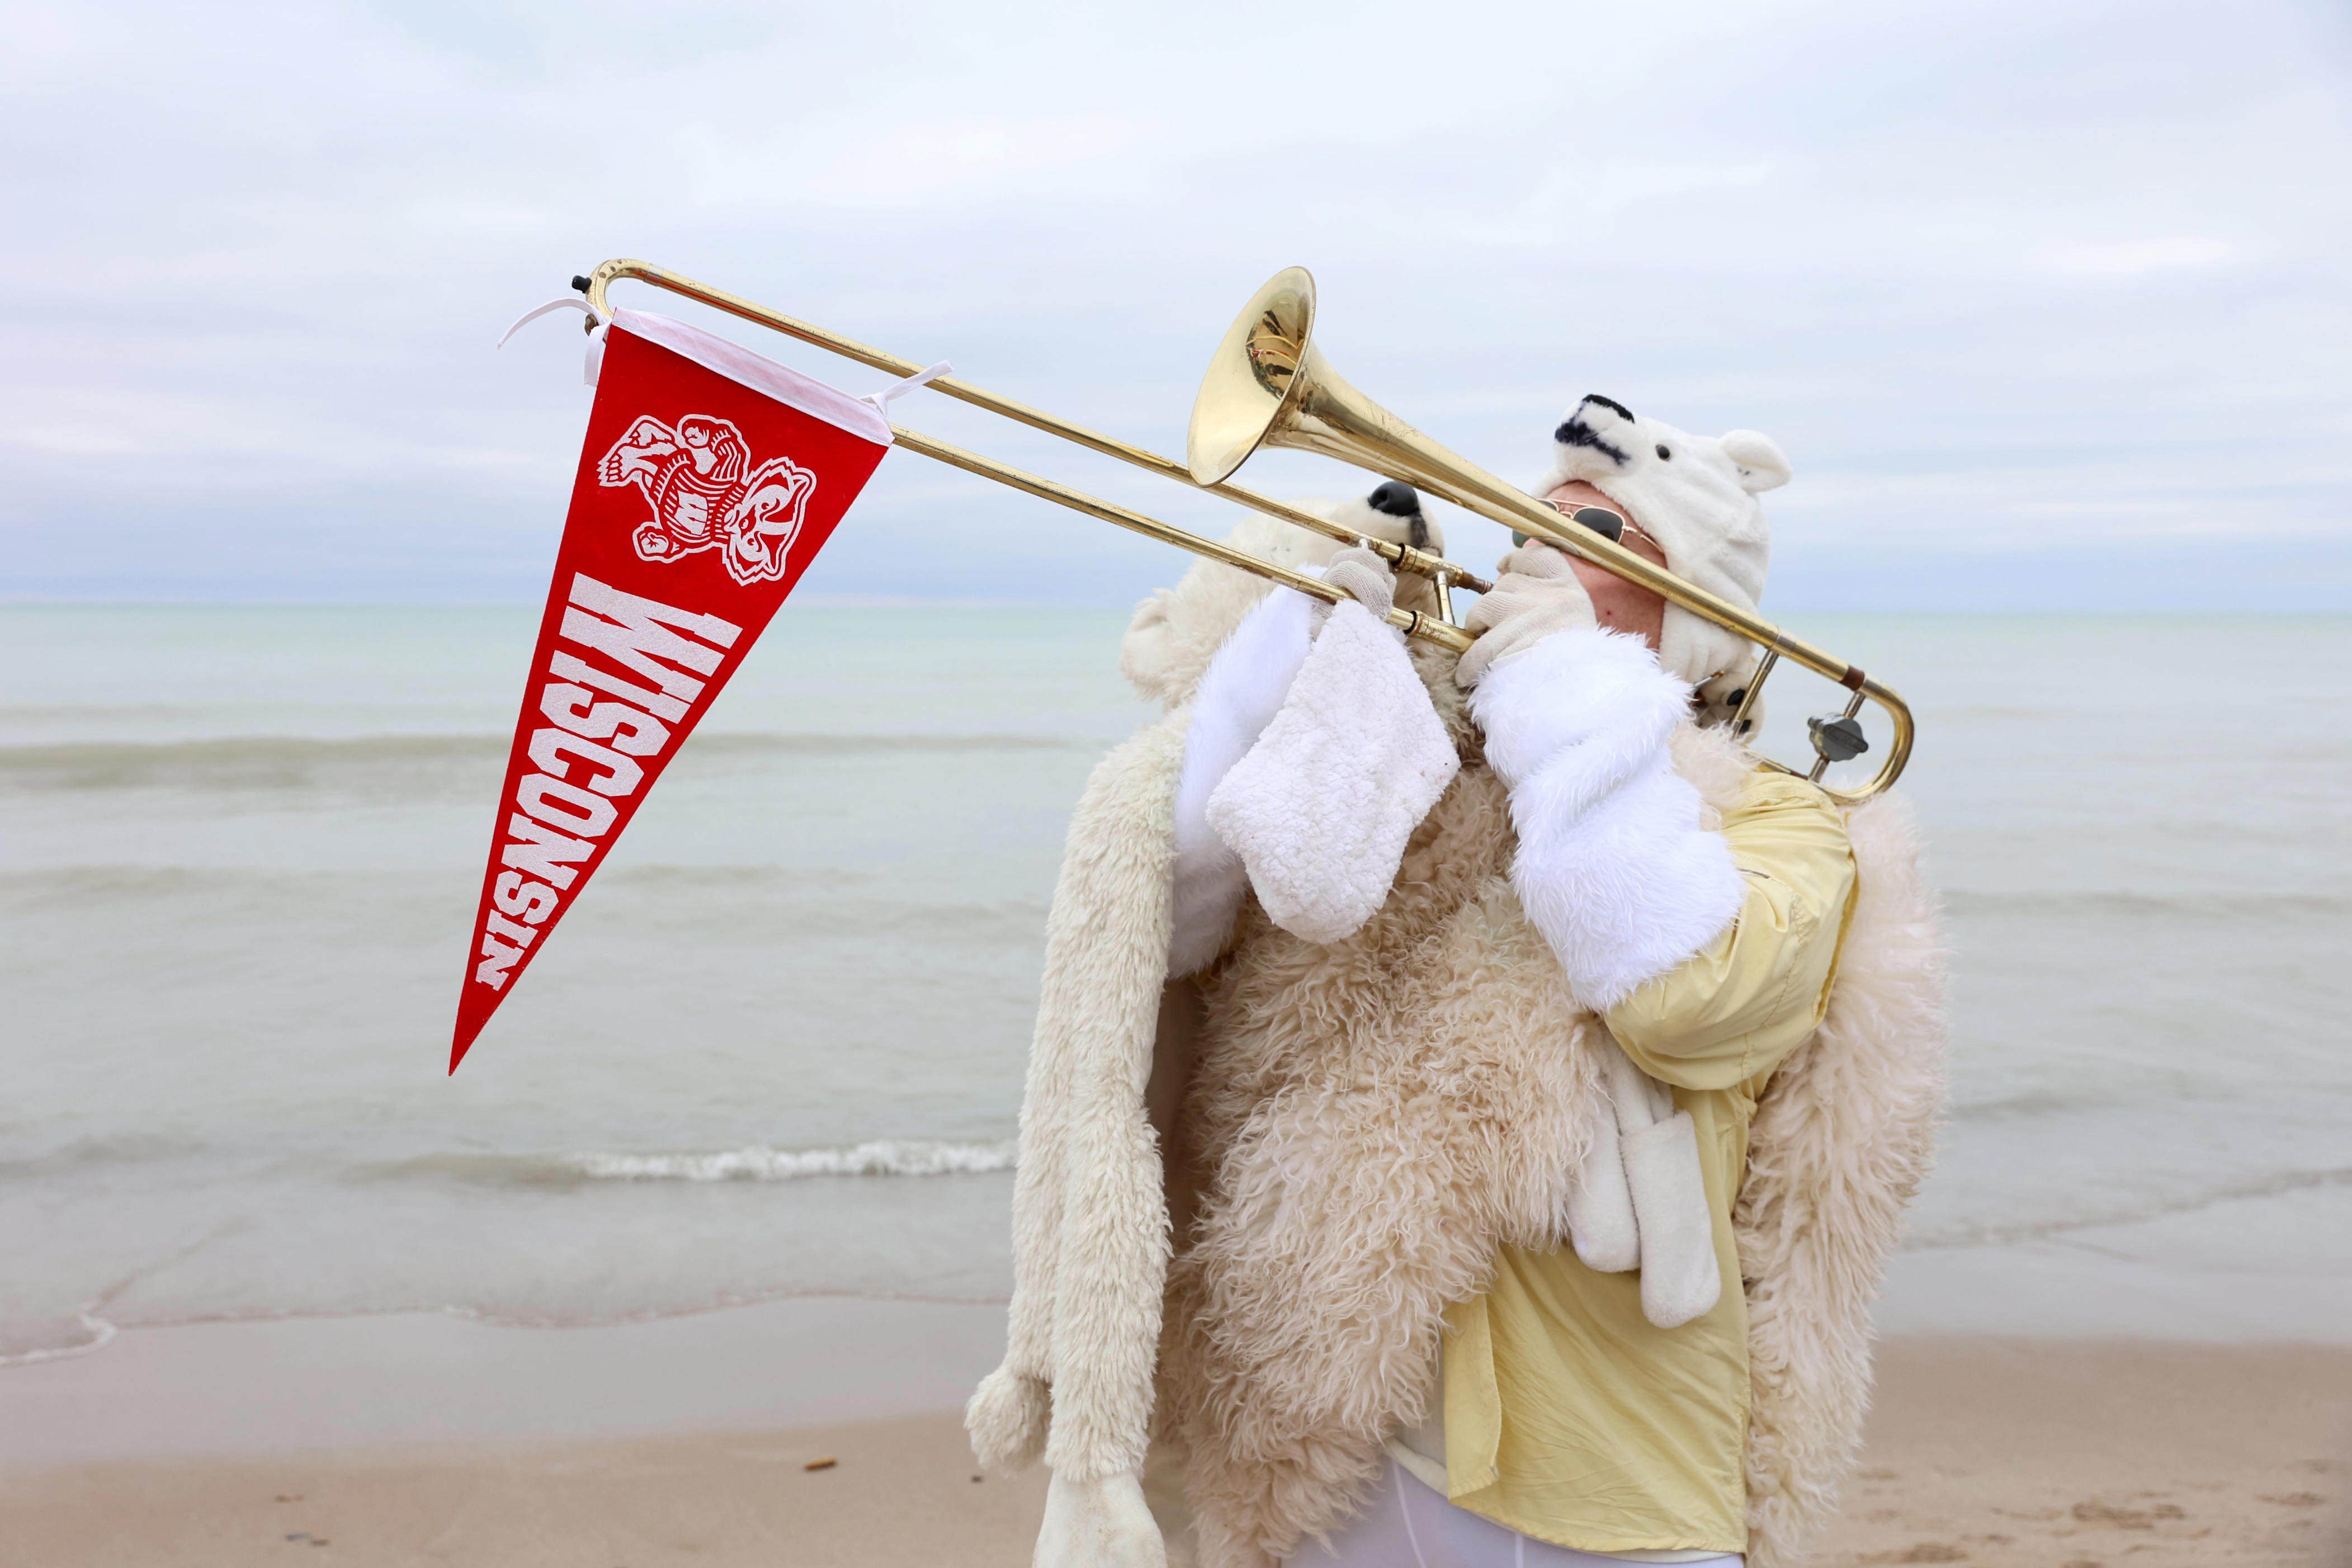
[{"x1": 967, "y1": 513, "x2": 1949, "y2": 1568}]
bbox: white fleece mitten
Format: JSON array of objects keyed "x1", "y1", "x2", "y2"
[
  {"x1": 1166, "y1": 589, "x2": 1317, "y2": 975},
  {"x1": 1035, "y1": 1468, "x2": 1167, "y2": 1568},
  {"x1": 1206, "y1": 599, "x2": 1458, "y2": 945},
  {"x1": 1467, "y1": 625, "x2": 1744, "y2": 1009}
]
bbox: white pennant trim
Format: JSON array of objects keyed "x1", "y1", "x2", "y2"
[{"x1": 496, "y1": 296, "x2": 944, "y2": 446}]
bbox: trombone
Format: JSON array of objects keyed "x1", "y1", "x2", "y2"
[{"x1": 576, "y1": 259, "x2": 1912, "y2": 804}]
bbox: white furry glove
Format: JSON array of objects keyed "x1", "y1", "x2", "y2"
[
  {"x1": 1467, "y1": 625, "x2": 1743, "y2": 1009},
  {"x1": 1035, "y1": 1469, "x2": 1166, "y2": 1568},
  {"x1": 1310, "y1": 543, "x2": 1395, "y2": 629},
  {"x1": 1454, "y1": 540, "x2": 1597, "y2": 691}
]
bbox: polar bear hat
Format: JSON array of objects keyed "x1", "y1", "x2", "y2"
[{"x1": 1532, "y1": 394, "x2": 1791, "y2": 692}]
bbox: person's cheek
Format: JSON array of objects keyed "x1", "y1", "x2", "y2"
[{"x1": 1569, "y1": 560, "x2": 1613, "y2": 606}]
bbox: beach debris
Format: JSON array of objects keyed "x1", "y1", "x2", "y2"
[
  {"x1": 275, "y1": 1494, "x2": 303, "y2": 1503},
  {"x1": 1896, "y1": 1546, "x2": 1964, "y2": 1563},
  {"x1": 971, "y1": 1475, "x2": 984, "y2": 1483},
  {"x1": 2260, "y1": 1491, "x2": 2326, "y2": 1506},
  {"x1": 804, "y1": 1457, "x2": 837, "y2": 1471},
  {"x1": 2070, "y1": 1500, "x2": 2182, "y2": 1529},
  {"x1": 286, "y1": 1533, "x2": 309, "y2": 1542}
]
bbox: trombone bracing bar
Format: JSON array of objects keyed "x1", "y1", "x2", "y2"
[
  {"x1": 1184, "y1": 266, "x2": 1915, "y2": 805},
  {"x1": 1415, "y1": 479, "x2": 1910, "y2": 802},
  {"x1": 578, "y1": 259, "x2": 1483, "y2": 653}
]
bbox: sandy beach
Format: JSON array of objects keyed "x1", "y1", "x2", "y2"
[{"x1": 1, "y1": 1292, "x2": 2345, "y2": 1567}]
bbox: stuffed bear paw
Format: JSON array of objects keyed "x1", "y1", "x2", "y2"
[{"x1": 1034, "y1": 1468, "x2": 1166, "y2": 1568}]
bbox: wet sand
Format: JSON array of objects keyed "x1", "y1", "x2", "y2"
[
  {"x1": 1815, "y1": 1339, "x2": 2349, "y2": 1568},
  {"x1": 0, "y1": 1302, "x2": 2344, "y2": 1566}
]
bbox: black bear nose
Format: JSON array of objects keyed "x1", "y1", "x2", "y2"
[{"x1": 1367, "y1": 480, "x2": 1421, "y2": 518}]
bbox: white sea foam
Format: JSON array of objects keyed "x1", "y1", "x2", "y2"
[{"x1": 570, "y1": 1139, "x2": 1018, "y2": 1182}]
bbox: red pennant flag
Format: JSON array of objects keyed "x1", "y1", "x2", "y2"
[{"x1": 452, "y1": 309, "x2": 906, "y2": 1071}]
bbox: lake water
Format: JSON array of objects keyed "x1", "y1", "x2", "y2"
[{"x1": 3, "y1": 605, "x2": 2346, "y2": 1360}]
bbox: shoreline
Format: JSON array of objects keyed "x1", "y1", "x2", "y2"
[
  {"x1": 0, "y1": 1296, "x2": 1011, "y2": 1467},
  {"x1": 3, "y1": 1180, "x2": 2346, "y2": 1564},
  {"x1": 0, "y1": 1321, "x2": 2343, "y2": 1566},
  {"x1": 1876, "y1": 1179, "x2": 2352, "y2": 1345},
  {"x1": 4, "y1": 1186, "x2": 2347, "y2": 1468}
]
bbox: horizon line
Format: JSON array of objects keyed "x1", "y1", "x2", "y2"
[{"x1": 2, "y1": 598, "x2": 2347, "y2": 618}]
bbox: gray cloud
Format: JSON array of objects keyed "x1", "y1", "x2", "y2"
[{"x1": 3, "y1": 0, "x2": 2346, "y2": 608}]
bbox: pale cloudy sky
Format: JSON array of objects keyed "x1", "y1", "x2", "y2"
[{"x1": 5, "y1": 0, "x2": 2347, "y2": 609}]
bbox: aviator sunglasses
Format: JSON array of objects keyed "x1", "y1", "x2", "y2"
[{"x1": 1512, "y1": 499, "x2": 1653, "y2": 552}]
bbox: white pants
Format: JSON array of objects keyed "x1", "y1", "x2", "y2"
[{"x1": 1288, "y1": 1458, "x2": 1742, "y2": 1568}]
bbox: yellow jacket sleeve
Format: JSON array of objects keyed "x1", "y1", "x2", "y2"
[{"x1": 1604, "y1": 771, "x2": 1857, "y2": 1093}]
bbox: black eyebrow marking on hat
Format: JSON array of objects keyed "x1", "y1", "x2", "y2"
[{"x1": 1555, "y1": 417, "x2": 1629, "y2": 466}]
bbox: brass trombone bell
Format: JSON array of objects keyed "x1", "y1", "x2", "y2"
[{"x1": 1186, "y1": 267, "x2": 1915, "y2": 805}]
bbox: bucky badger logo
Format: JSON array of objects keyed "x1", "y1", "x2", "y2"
[{"x1": 597, "y1": 414, "x2": 818, "y2": 586}]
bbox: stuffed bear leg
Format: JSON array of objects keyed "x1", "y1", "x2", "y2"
[{"x1": 1565, "y1": 1092, "x2": 1639, "y2": 1273}]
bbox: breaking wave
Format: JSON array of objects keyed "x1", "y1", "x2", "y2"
[
  {"x1": 372, "y1": 1140, "x2": 1021, "y2": 1187},
  {"x1": 1904, "y1": 1162, "x2": 2352, "y2": 1250},
  {"x1": 1941, "y1": 889, "x2": 2352, "y2": 919},
  {"x1": 569, "y1": 1139, "x2": 1018, "y2": 1182}
]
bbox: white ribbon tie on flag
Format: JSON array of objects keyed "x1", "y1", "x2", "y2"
[
  {"x1": 860, "y1": 361, "x2": 953, "y2": 417},
  {"x1": 498, "y1": 296, "x2": 611, "y2": 385}
]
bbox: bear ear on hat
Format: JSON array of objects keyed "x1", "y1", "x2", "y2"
[{"x1": 1720, "y1": 430, "x2": 1792, "y2": 494}]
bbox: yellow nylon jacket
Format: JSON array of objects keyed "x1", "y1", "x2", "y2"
[{"x1": 1440, "y1": 769, "x2": 1859, "y2": 1556}]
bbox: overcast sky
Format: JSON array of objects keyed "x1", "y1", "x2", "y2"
[{"x1": 6, "y1": 0, "x2": 2348, "y2": 610}]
